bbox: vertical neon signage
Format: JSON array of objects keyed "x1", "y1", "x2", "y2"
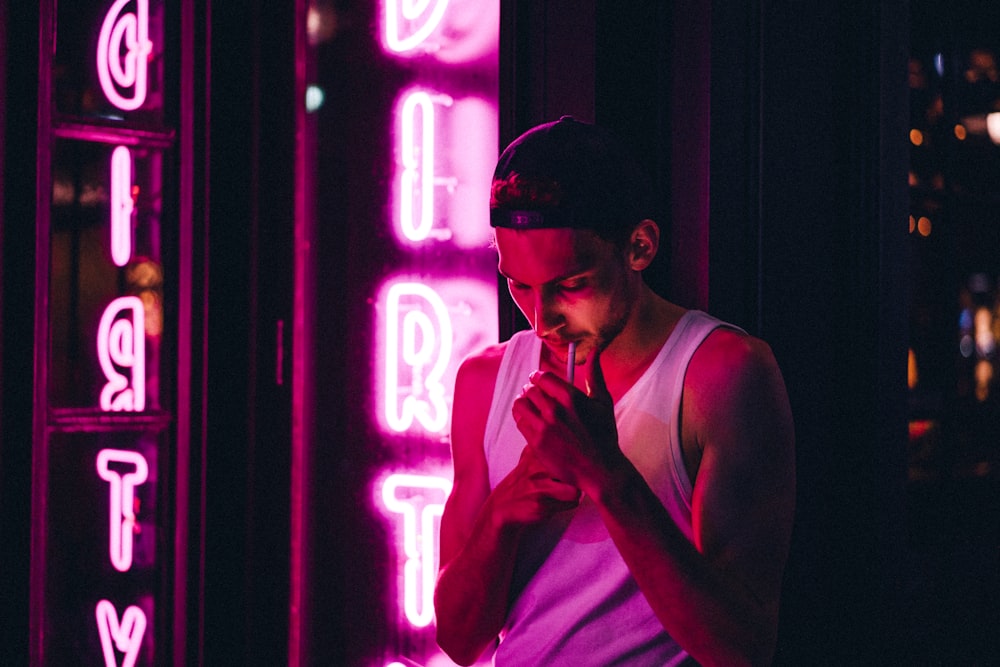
[
  {"x1": 381, "y1": 474, "x2": 452, "y2": 627},
  {"x1": 111, "y1": 145, "x2": 134, "y2": 266},
  {"x1": 93, "y1": 446, "x2": 151, "y2": 667},
  {"x1": 95, "y1": 600, "x2": 147, "y2": 667},
  {"x1": 97, "y1": 0, "x2": 153, "y2": 111},
  {"x1": 98, "y1": 296, "x2": 146, "y2": 412},
  {"x1": 374, "y1": 1, "x2": 499, "y2": 664},
  {"x1": 90, "y1": 141, "x2": 151, "y2": 664},
  {"x1": 80, "y1": 3, "x2": 156, "y2": 664},
  {"x1": 383, "y1": 0, "x2": 451, "y2": 54},
  {"x1": 398, "y1": 91, "x2": 455, "y2": 242},
  {"x1": 383, "y1": 282, "x2": 453, "y2": 434},
  {"x1": 39, "y1": 0, "x2": 169, "y2": 663},
  {"x1": 96, "y1": 449, "x2": 149, "y2": 572}
]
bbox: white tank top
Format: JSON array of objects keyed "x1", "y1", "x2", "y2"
[{"x1": 482, "y1": 310, "x2": 738, "y2": 666}]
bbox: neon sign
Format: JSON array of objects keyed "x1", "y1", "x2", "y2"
[
  {"x1": 398, "y1": 90, "x2": 456, "y2": 242},
  {"x1": 381, "y1": 0, "x2": 499, "y2": 65},
  {"x1": 383, "y1": 0, "x2": 451, "y2": 54},
  {"x1": 96, "y1": 448, "x2": 149, "y2": 572},
  {"x1": 97, "y1": 0, "x2": 153, "y2": 111},
  {"x1": 393, "y1": 90, "x2": 497, "y2": 249},
  {"x1": 95, "y1": 599, "x2": 147, "y2": 667},
  {"x1": 39, "y1": 1, "x2": 166, "y2": 662},
  {"x1": 111, "y1": 146, "x2": 134, "y2": 266},
  {"x1": 383, "y1": 281, "x2": 453, "y2": 434},
  {"x1": 94, "y1": 449, "x2": 149, "y2": 664},
  {"x1": 378, "y1": 276, "x2": 496, "y2": 437},
  {"x1": 380, "y1": 474, "x2": 452, "y2": 627},
  {"x1": 373, "y1": 0, "x2": 498, "y2": 660},
  {"x1": 98, "y1": 295, "x2": 146, "y2": 412}
]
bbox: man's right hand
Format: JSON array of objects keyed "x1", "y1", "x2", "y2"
[{"x1": 488, "y1": 445, "x2": 581, "y2": 527}]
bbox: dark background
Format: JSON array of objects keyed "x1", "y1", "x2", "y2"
[{"x1": 2, "y1": 1, "x2": 997, "y2": 665}]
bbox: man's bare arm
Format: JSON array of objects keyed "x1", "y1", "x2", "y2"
[
  {"x1": 514, "y1": 331, "x2": 795, "y2": 666},
  {"x1": 434, "y1": 349, "x2": 581, "y2": 665}
]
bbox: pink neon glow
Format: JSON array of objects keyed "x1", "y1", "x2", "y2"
[
  {"x1": 97, "y1": 0, "x2": 152, "y2": 111},
  {"x1": 436, "y1": 96, "x2": 496, "y2": 249},
  {"x1": 95, "y1": 599, "x2": 147, "y2": 667},
  {"x1": 392, "y1": 89, "x2": 496, "y2": 249},
  {"x1": 384, "y1": 282, "x2": 453, "y2": 433},
  {"x1": 96, "y1": 449, "x2": 149, "y2": 572},
  {"x1": 380, "y1": 473, "x2": 452, "y2": 627},
  {"x1": 98, "y1": 296, "x2": 146, "y2": 412},
  {"x1": 399, "y1": 91, "x2": 454, "y2": 242},
  {"x1": 111, "y1": 146, "x2": 134, "y2": 266},
  {"x1": 370, "y1": 0, "x2": 500, "y2": 660},
  {"x1": 383, "y1": 0, "x2": 451, "y2": 53},
  {"x1": 381, "y1": 0, "x2": 498, "y2": 64},
  {"x1": 377, "y1": 277, "x2": 497, "y2": 437}
]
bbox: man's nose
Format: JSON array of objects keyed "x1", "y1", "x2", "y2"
[{"x1": 531, "y1": 291, "x2": 563, "y2": 337}]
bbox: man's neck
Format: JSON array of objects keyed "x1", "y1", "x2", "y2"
[{"x1": 599, "y1": 289, "x2": 686, "y2": 402}]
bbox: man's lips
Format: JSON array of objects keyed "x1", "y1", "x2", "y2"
[{"x1": 543, "y1": 337, "x2": 581, "y2": 364}]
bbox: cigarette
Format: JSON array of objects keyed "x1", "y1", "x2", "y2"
[{"x1": 567, "y1": 341, "x2": 576, "y2": 385}]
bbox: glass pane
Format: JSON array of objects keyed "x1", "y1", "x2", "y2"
[
  {"x1": 908, "y1": 5, "x2": 1000, "y2": 482},
  {"x1": 49, "y1": 138, "x2": 166, "y2": 411},
  {"x1": 42, "y1": 431, "x2": 163, "y2": 667}
]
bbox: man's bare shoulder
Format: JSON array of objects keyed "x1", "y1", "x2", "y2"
[
  {"x1": 451, "y1": 342, "x2": 511, "y2": 460},
  {"x1": 684, "y1": 326, "x2": 792, "y2": 447},
  {"x1": 453, "y1": 342, "x2": 512, "y2": 421},
  {"x1": 456, "y1": 341, "x2": 510, "y2": 389},
  {"x1": 692, "y1": 326, "x2": 779, "y2": 377}
]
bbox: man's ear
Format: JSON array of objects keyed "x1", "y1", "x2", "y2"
[{"x1": 628, "y1": 219, "x2": 659, "y2": 270}]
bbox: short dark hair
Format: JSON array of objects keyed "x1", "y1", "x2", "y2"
[{"x1": 489, "y1": 116, "x2": 653, "y2": 247}]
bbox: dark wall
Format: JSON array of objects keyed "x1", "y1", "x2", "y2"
[
  {"x1": 498, "y1": 1, "x2": 676, "y2": 333},
  {"x1": 503, "y1": 1, "x2": 915, "y2": 663},
  {"x1": 0, "y1": 2, "x2": 38, "y2": 665},
  {"x1": 202, "y1": 0, "x2": 296, "y2": 664},
  {"x1": 741, "y1": 3, "x2": 911, "y2": 663}
]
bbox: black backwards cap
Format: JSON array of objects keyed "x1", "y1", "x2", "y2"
[{"x1": 489, "y1": 116, "x2": 652, "y2": 241}]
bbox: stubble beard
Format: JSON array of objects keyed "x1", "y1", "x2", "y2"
[{"x1": 593, "y1": 296, "x2": 632, "y2": 354}]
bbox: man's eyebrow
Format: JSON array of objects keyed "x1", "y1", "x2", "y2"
[
  {"x1": 497, "y1": 268, "x2": 529, "y2": 285},
  {"x1": 497, "y1": 267, "x2": 591, "y2": 285}
]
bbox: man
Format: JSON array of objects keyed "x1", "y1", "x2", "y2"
[{"x1": 434, "y1": 117, "x2": 795, "y2": 666}]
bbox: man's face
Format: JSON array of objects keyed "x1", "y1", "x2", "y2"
[{"x1": 495, "y1": 226, "x2": 635, "y2": 364}]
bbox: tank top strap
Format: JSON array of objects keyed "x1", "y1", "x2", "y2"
[{"x1": 484, "y1": 331, "x2": 540, "y2": 487}]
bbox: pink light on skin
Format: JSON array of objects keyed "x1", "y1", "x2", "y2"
[
  {"x1": 383, "y1": 0, "x2": 451, "y2": 54},
  {"x1": 111, "y1": 146, "x2": 134, "y2": 266},
  {"x1": 380, "y1": 473, "x2": 452, "y2": 627},
  {"x1": 386, "y1": 656, "x2": 464, "y2": 667},
  {"x1": 383, "y1": 282, "x2": 453, "y2": 434},
  {"x1": 97, "y1": 0, "x2": 153, "y2": 111},
  {"x1": 96, "y1": 449, "x2": 149, "y2": 572},
  {"x1": 95, "y1": 599, "x2": 147, "y2": 667},
  {"x1": 98, "y1": 296, "x2": 146, "y2": 412},
  {"x1": 398, "y1": 90, "x2": 456, "y2": 243}
]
